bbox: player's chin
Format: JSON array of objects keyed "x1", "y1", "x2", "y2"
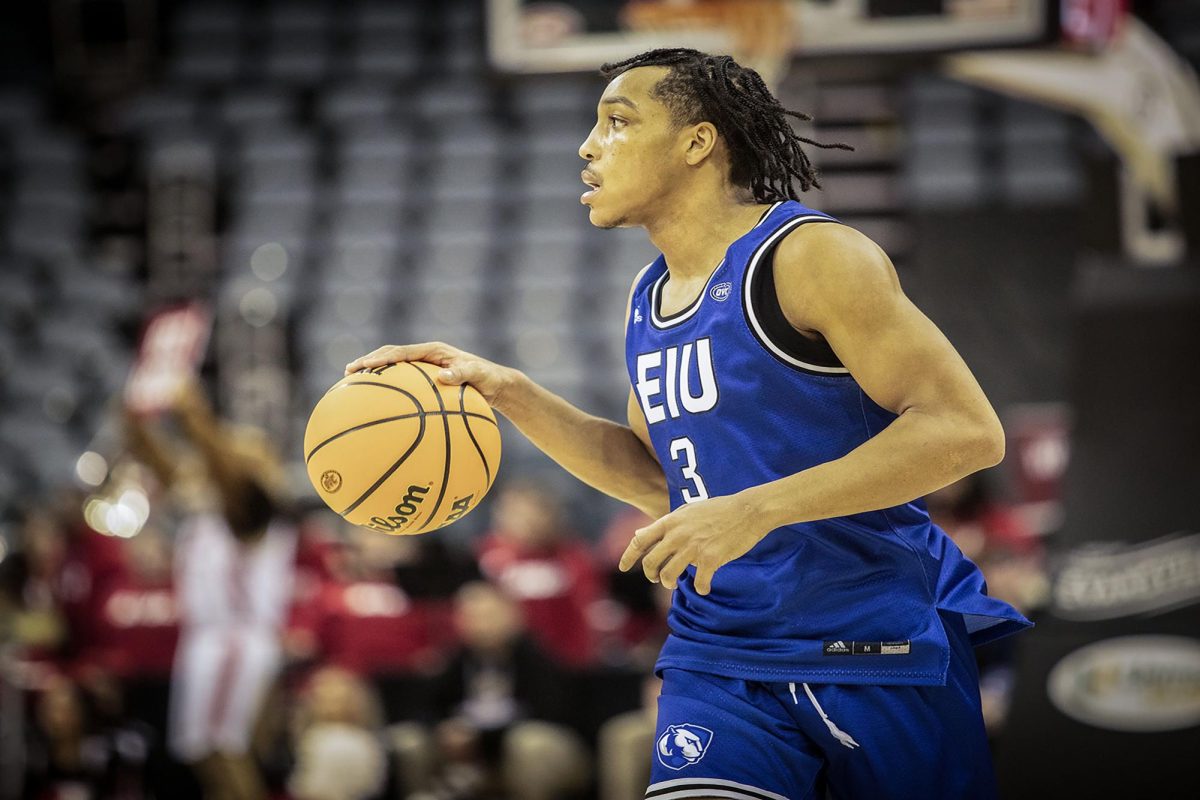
[{"x1": 583, "y1": 199, "x2": 627, "y2": 229}]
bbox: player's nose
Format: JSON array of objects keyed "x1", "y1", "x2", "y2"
[{"x1": 578, "y1": 128, "x2": 599, "y2": 162}]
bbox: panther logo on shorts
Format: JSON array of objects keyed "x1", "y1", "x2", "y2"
[{"x1": 656, "y1": 723, "x2": 714, "y2": 770}]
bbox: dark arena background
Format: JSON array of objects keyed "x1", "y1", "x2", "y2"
[{"x1": 0, "y1": 1, "x2": 1197, "y2": 799}]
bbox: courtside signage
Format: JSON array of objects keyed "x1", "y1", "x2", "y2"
[
  {"x1": 1052, "y1": 532, "x2": 1200, "y2": 621},
  {"x1": 1046, "y1": 635, "x2": 1200, "y2": 732}
]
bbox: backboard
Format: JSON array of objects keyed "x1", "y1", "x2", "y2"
[{"x1": 488, "y1": 0, "x2": 1053, "y2": 76}]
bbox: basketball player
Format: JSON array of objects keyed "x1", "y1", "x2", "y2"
[
  {"x1": 347, "y1": 49, "x2": 1031, "y2": 799},
  {"x1": 127, "y1": 384, "x2": 294, "y2": 800}
]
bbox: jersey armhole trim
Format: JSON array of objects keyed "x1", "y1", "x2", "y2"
[
  {"x1": 742, "y1": 215, "x2": 852, "y2": 376},
  {"x1": 629, "y1": 259, "x2": 659, "y2": 307}
]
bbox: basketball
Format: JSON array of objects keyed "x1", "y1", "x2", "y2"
[{"x1": 303, "y1": 361, "x2": 501, "y2": 535}]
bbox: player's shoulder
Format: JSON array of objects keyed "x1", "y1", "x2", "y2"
[
  {"x1": 777, "y1": 218, "x2": 882, "y2": 264},
  {"x1": 774, "y1": 217, "x2": 895, "y2": 291}
]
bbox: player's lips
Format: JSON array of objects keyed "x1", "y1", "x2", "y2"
[{"x1": 581, "y1": 170, "x2": 602, "y2": 203}]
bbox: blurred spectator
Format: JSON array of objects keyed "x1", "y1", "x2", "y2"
[
  {"x1": 3, "y1": 509, "x2": 70, "y2": 671},
  {"x1": 390, "y1": 534, "x2": 482, "y2": 604},
  {"x1": 593, "y1": 510, "x2": 672, "y2": 800},
  {"x1": 596, "y1": 508, "x2": 671, "y2": 669},
  {"x1": 389, "y1": 534, "x2": 482, "y2": 659},
  {"x1": 22, "y1": 673, "x2": 147, "y2": 800},
  {"x1": 126, "y1": 382, "x2": 296, "y2": 800},
  {"x1": 68, "y1": 521, "x2": 184, "y2": 800},
  {"x1": 287, "y1": 667, "x2": 387, "y2": 800},
  {"x1": 293, "y1": 524, "x2": 439, "y2": 678},
  {"x1": 926, "y1": 473, "x2": 1048, "y2": 615},
  {"x1": 89, "y1": 525, "x2": 178, "y2": 687},
  {"x1": 51, "y1": 491, "x2": 131, "y2": 669},
  {"x1": 596, "y1": 675, "x2": 662, "y2": 800},
  {"x1": 0, "y1": 500, "x2": 130, "y2": 681},
  {"x1": 282, "y1": 509, "x2": 341, "y2": 666},
  {"x1": 402, "y1": 581, "x2": 589, "y2": 800},
  {"x1": 477, "y1": 484, "x2": 601, "y2": 668},
  {"x1": 927, "y1": 473, "x2": 1049, "y2": 737}
]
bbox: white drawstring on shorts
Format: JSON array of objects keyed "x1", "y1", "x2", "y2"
[{"x1": 789, "y1": 681, "x2": 861, "y2": 750}]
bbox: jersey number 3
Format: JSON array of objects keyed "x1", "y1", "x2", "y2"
[{"x1": 669, "y1": 437, "x2": 709, "y2": 504}]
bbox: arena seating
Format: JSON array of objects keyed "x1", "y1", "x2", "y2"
[{"x1": 0, "y1": 0, "x2": 1086, "y2": 522}]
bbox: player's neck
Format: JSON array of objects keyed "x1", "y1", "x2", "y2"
[{"x1": 645, "y1": 191, "x2": 771, "y2": 282}]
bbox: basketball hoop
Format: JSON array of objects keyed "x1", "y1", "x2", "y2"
[{"x1": 619, "y1": 0, "x2": 796, "y2": 88}]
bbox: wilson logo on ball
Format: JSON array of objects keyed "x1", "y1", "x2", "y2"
[
  {"x1": 321, "y1": 470, "x2": 342, "y2": 493},
  {"x1": 367, "y1": 484, "x2": 430, "y2": 533}
]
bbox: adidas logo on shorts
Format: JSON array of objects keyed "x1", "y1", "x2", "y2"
[{"x1": 823, "y1": 639, "x2": 912, "y2": 656}]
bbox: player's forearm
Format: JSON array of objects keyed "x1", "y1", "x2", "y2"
[
  {"x1": 744, "y1": 408, "x2": 1004, "y2": 529},
  {"x1": 124, "y1": 415, "x2": 180, "y2": 486},
  {"x1": 494, "y1": 371, "x2": 669, "y2": 517},
  {"x1": 180, "y1": 415, "x2": 253, "y2": 497}
]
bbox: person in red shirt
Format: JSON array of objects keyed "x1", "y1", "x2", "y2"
[
  {"x1": 598, "y1": 507, "x2": 672, "y2": 669},
  {"x1": 476, "y1": 484, "x2": 602, "y2": 668},
  {"x1": 10, "y1": 494, "x2": 130, "y2": 674},
  {"x1": 283, "y1": 509, "x2": 342, "y2": 667},
  {"x1": 302, "y1": 524, "x2": 438, "y2": 678},
  {"x1": 87, "y1": 524, "x2": 179, "y2": 683}
]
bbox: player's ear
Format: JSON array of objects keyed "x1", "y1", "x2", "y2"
[{"x1": 683, "y1": 121, "x2": 718, "y2": 167}]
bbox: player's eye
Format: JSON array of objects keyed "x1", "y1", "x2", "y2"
[{"x1": 609, "y1": 115, "x2": 626, "y2": 129}]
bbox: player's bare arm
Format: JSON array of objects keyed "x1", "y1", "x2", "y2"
[
  {"x1": 344, "y1": 341, "x2": 669, "y2": 519},
  {"x1": 622, "y1": 222, "x2": 1005, "y2": 594}
]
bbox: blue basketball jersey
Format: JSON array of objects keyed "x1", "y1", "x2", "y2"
[{"x1": 624, "y1": 200, "x2": 1031, "y2": 687}]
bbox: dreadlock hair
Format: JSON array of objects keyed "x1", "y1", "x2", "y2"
[{"x1": 599, "y1": 48, "x2": 852, "y2": 202}]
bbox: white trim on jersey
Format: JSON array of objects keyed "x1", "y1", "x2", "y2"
[
  {"x1": 629, "y1": 259, "x2": 658, "y2": 314},
  {"x1": 645, "y1": 777, "x2": 792, "y2": 800},
  {"x1": 649, "y1": 201, "x2": 784, "y2": 330},
  {"x1": 634, "y1": 260, "x2": 658, "y2": 285},
  {"x1": 649, "y1": 262, "x2": 722, "y2": 328},
  {"x1": 742, "y1": 214, "x2": 852, "y2": 375}
]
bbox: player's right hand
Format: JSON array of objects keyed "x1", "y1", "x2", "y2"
[{"x1": 345, "y1": 342, "x2": 518, "y2": 407}]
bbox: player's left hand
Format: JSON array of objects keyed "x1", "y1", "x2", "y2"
[{"x1": 618, "y1": 494, "x2": 771, "y2": 595}]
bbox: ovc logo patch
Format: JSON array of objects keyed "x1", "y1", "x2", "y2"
[
  {"x1": 656, "y1": 723, "x2": 714, "y2": 770},
  {"x1": 709, "y1": 282, "x2": 733, "y2": 302}
]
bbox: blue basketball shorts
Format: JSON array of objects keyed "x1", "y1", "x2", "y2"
[{"x1": 647, "y1": 612, "x2": 998, "y2": 800}]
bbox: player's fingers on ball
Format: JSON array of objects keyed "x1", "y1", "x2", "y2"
[
  {"x1": 346, "y1": 345, "x2": 401, "y2": 373},
  {"x1": 415, "y1": 341, "x2": 461, "y2": 366},
  {"x1": 343, "y1": 349, "x2": 377, "y2": 374},
  {"x1": 372, "y1": 344, "x2": 416, "y2": 365},
  {"x1": 619, "y1": 523, "x2": 665, "y2": 572},
  {"x1": 658, "y1": 548, "x2": 694, "y2": 590},
  {"x1": 436, "y1": 358, "x2": 476, "y2": 385}
]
